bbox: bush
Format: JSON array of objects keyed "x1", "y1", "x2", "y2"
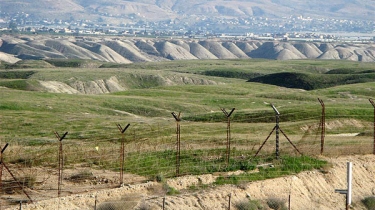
[
  {"x1": 155, "y1": 173, "x2": 165, "y2": 183},
  {"x1": 163, "y1": 184, "x2": 179, "y2": 195},
  {"x1": 266, "y1": 197, "x2": 287, "y2": 210},
  {"x1": 21, "y1": 175, "x2": 36, "y2": 188},
  {"x1": 97, "y1": 201, "x2": 138, "y2": 210},
  {"x1": 235, "y1": 199, "x2": 264, "y2": 210},
  {"x1": 362, "y1": 196, "x2": 375, "y2": 210}
]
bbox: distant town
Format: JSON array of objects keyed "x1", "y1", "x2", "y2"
[{"x1": 1, "y1": 11, "x2": 374, "y2": 42}]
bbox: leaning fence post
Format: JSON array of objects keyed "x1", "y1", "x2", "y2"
[{"x1": 0, "y1": 143, "x2": 33, "y2": 203}]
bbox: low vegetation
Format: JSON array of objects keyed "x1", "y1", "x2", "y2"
[
  {"x1": 44, "y1": 59, "x2": 104, "y2": 68},
  {"x1": 0, "y1": 59, "x2": 373, "y2": 205},
  {"x1": 214, "y1": 156, "x2": 327, "y2": 185},
  {"x1": 362, "y1": 196, "x2": 375, "y2": 210},
  {"x1": 235, "y1": 199, "x2": 264, "y2": 210},
  {"x1": 266, "y1": 197, "x2": 288, "y2": 210},
  {"x1": 249, "y1": 71, "x2": 375, "y2": 90},
  {"x1": 0, "y1": 70, "x2": 35, "y2": 79}
]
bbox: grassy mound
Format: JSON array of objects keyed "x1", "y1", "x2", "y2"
[
  {"x1": 248, "y1": 71, "x2": 375, "y2": 90},
  {"x1": 0, "y1": 70, "x2": 35, "y2": 79},
  {"x1": 0, "y1": 60, "x2": 54, "y2": 69},
  {"x1": 202, "y1": 69, "x2": 264, "y2": 80},
  {"x1": 0, "y1": 78, "x2": 43, "y2": 91},
  {"x1": 45, "y1": 59, "x2": 103, "y2": 68}
]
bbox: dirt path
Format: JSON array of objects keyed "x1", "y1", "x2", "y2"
[{"x1": 7, "y1": 155, "x2": 375, "y2": 210}]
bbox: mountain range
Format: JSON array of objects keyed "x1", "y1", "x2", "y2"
[{"x1": 1, "y1": 0, "x2": 374, "y2": 22}]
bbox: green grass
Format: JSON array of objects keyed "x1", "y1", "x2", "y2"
[
  {"x1": 214, "y1": 155, "x2": 327, "y2": 185},
  {"x1": 122, "y1": 148, "x2": 253, "y2": 177},
  {"x1": 118, "y1": 148, "x2": 325, "y2": 180},
  {"x1": 0, "y1": 80, "x2": 31, "y2": 90},
  {"x1": 0, "y1": 60, "x2": 54, "y2": 69},
  {"x1": 0, "y1": 59, "x2": 373, "y2": 181},
  {"x1": 0, "y1": 70, "x2": 35, "y2": 79},
  {"x1": 44, "y1": 59, "x2": 104, "y2": 68}
]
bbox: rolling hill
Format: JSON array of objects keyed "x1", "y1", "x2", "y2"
[
  {"x1": 1, "y1": 55, "x2": 375, "y2": 209},
  {"x1": 1, "y1": 35, "x2": 375, "y2": 64}
]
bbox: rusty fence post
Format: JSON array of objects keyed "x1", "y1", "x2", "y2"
[
  {"x1": 318, "y1": 98, "x2": 325, "y2": 155},
  {"x1": 54, "y1": 131, "x2": 68, "y2": 198},
  {"x1": 370, "y1": 99, "x2": 375, "y2": 155},
  {"x1": 171, "y1": 112, "x2": 181, "y2": 177},
  {"x1": 271, "y1": 104, "x2": 280, "y2": 159},
  {"x1": 116, "y1": 123, "x2": 130, "y2": 185},
  {"x1": 221, "y1": 108, "x2": 235, "y2": 166}
]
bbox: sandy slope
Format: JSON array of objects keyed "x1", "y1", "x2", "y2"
[
  {"x1": 37, "y1": 74, "x2": 220, "y2": 95},
  {"x1": 0, "y1": 52, "x2": 21, "y2": 64},
  {"x1": 11, "y1": 155, "x2": 375, "y2": 210}
]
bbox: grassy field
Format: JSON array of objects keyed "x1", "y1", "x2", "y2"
[{"x1": 0, "y1": 59, "x2": 374, "y2": 180}]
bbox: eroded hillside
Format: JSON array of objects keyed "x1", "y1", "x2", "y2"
[{"x1": 1, "y1": 35, "x2": 375, "y2": 64}]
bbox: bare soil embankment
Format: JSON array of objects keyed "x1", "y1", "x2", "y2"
[{"x1": 12, "y1": 155, "x2": 375, "y2": 210}]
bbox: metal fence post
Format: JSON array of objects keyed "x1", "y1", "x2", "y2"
[
  {"x1": 369, "y1": 99, "x2": 375, "y2": 155},
  {"x1": 318, "y1": 98, "x2": 325, "y2": 155},
  {"x1": 172, "y1": 112, "x2": 181, "y2": 177},
  {"x1": 54, "y1": 131, "x2": 68, "y2": 198},
  {"x1": 221, "y1": 108, "x2": 235, "y2": 166},
  {"x1": 117, "y1": 123, "x2": 130, "y2": 185}
]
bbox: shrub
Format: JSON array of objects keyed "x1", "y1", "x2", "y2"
[
  {"x1": 163, "y1": 184, "x2": 179, "y2": 195},
  {"x1": 97, "y1": 201, "x2": 138, "y2": 210},
  {"x1": 20, "y1": 175, "x2": 36, "y2": 188},
  {"x1": 235, "y1": 199, "x2": 264, "y2": 210},
  {"x1": 155, "y1": 173, "x2": 165, "y2": 183},
  {"x1": 362, "y1": 196, "x2": 375, "y2": 210},
  {"x1": 266, "y1": 197, "x2": 287, "y2": 210}
]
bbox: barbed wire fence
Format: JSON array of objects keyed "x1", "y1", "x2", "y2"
[{"x1": 0, "y1": 101, "x2": 374, "y2": 209}]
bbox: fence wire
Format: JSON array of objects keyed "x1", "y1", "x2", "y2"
[{"x1": 0, "y1": 115, "x2": 374, "y2": 209}]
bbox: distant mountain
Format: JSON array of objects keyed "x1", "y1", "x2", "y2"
[{"x1": 1, "y1": 0, "x2": 374, "y2": 22}]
